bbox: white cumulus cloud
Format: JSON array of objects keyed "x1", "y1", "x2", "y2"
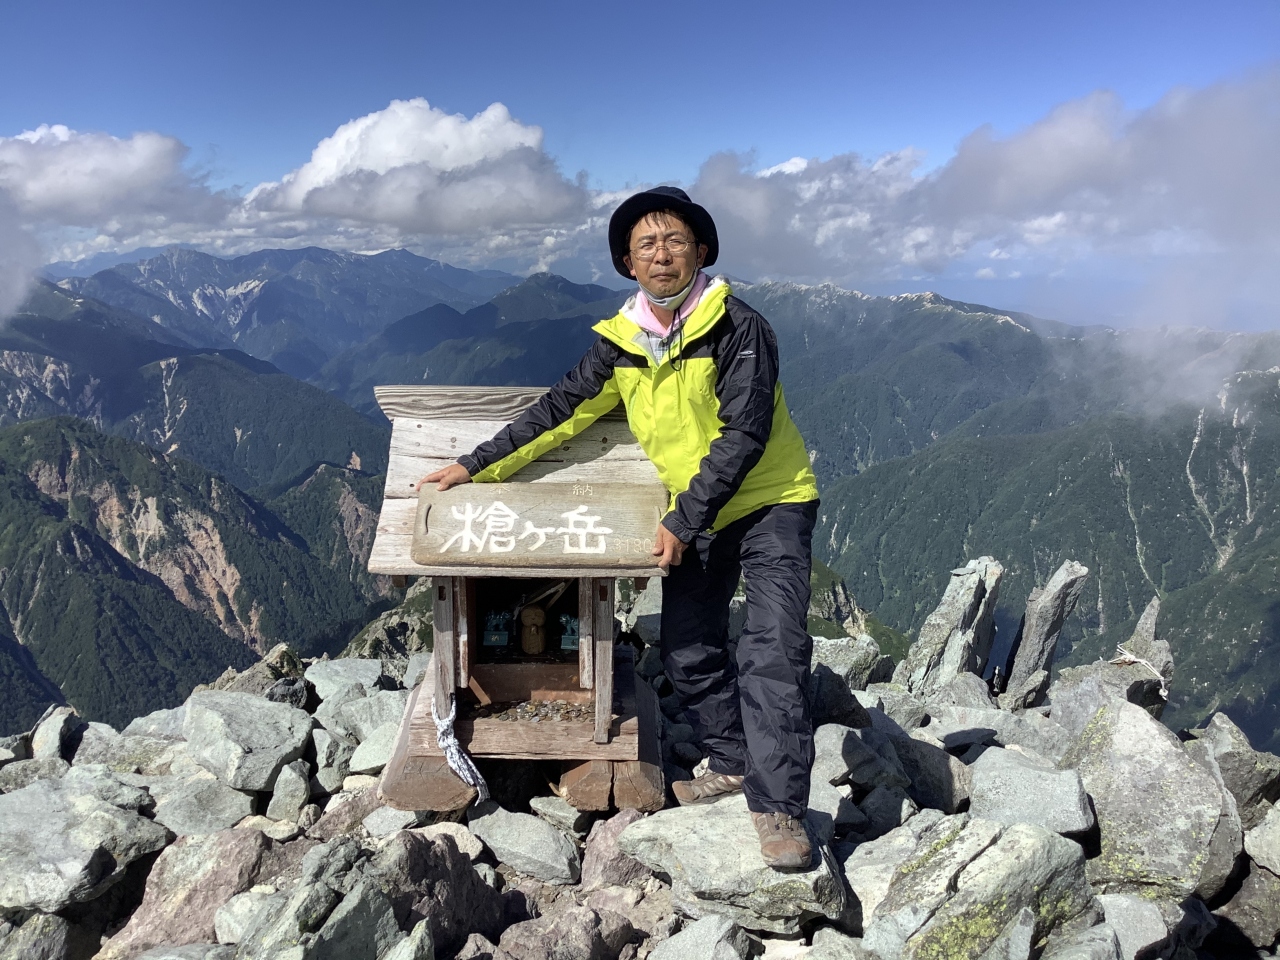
[{"x1": 246, "y1": 99, "x2": 588, "y2": 234}]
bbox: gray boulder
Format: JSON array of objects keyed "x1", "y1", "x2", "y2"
[
  {"x1": 97, "y1": 828, "x2": 281, "y2": 959},
  {"x1": 893, "y1": 557, "x2": 1003, "y2": 699},
  {"x1": 529, "y1": 794, "x2": 593, "y2": 839},
  {"x1": 1244, "y1": 803, "x2": 1280, "y2": 874},
  {"x1": 649, "y1": 915, "x2": 752, "y2": 959},
  {"x1": 998, "y1": 669, "x2": 1050, "y2": 712},
  {"x1": 0, "y1": 912, "x2": 99, "y2": 960},
  {"x1": 1006, "y1": 561, "x2": 1090, "y2": 693},
  {"x1": 468, "y1": 801, "x2": 581, "y2": 884},
  {"x1": 0, "y1": 774, "x2": 172, "y2": 912},
  {"x1": 809, "y1": 636, "x2": 891, "y2": 726},
  {"x1": 31, "y1": 706, "x2": 80, "y2": 761},
  {"x1": 1049, "y1": 599, "x2": 1172, "y2": 738},
  {"x1": 0, "y1": 756, "x2": 69, "y2": 791},
  {"x1": 403, "y1": 652, "x2": 434, "y2": 690},
  {"x1": 1188, "y1": 712, "x2": 1280, "y2": 830},
  {"x1": 922, "y1": 704, "x2": 1073, "y2": 763},
  {"x1": 810, "y1": 926, "x2": 877, "y2": 960},
  {"x1": 813, "y1": 635, "x2": 894, "y2": 692},
  {"x1": 124, "y1": 704, "x2": 188, "y2": 739},
  {"x1": 413, "y1": 821, "x2": 485, "y2": 861},
  {"x1": 969, "y1": 748, "x2": 1094, "y2": 835},
  {"x1": 183, "y1": 691, "x2": 312, "y2": 791},
  {"x1": 843, "y1": 809, "x2": 948, "y2": 922},
  {"x1": 890, "y1": 734, "x2": 972, "y2": 813},
  {"x1": 1062, "y1": 701, "x2": 1228, "y2": 899},
  {"x1": 810, "y1": 777, "x2": 869, "y2": 836},
  {"x1": 581, "y1": 808, "x2": 653, "y2": 891},
  {"x1": 313, "y1": 682, "x2": 371, "y2": 739},
  {"x1": 0, "y1": 732, "x2": 30, "y2": 768},
  {"x1": 1095, "y1": 893, "x2": 1168, "y2": 960},
  {"x1": 1041, "y1": 925, "x2": 1123, "y2": 960},
  {"x1": 265, "y1": 759, "x2": 311, "y2": 822},
  {"x1": 215, "y1": 889, "x2": 283, "y2": 945},
  {"x1": 363, "y1": 804, "x2": 425, "y2": 837},
  {"x1": 365, "y1": 828, "x2": 504, "y2": 956},
  {"x1": 868, "y1": 821, "x2": 1094, "y2": 960},
  {"x1": 617, "y1": 793, "x2": 845, "y2": 934},
  {"x1": 381, "y1": 920, "x2": 435, "y2": 960},
  {"x1": 152, "y1": 772, "x2": 256, "y2": 836},
  {"x1": 1212, "y1": 859, "x2": 1280, "y2": 951},
  {"x1": 133, "y1": 947, "x2": 235, "y2": 960},
  {"x1": 929, "y1": 672, "x2": 995, "y2": 709},
  {"x1": 349, "y1": 723, "x2": 399, "y2": 775},
  {"x1": 498, "y1": 906, "x2": 632, "y2": 960},
  {"x1": 859, "y1": 785, "x2": 919, "y2": 840},
  {"x1": 308, "y1": 878, "x2": 402, "y2": 960},
  {"x1": 72, "y1": 732, "x2": 187, "y2": 775},
  {"x1": 813, "y1": 723, "x2": 909, "y2": 793},
  {"x1": 311, "y1": 728, "x2": 356, "y2": 796},
  {"x1": 864, "y1": 684, "x2": 929, "y2": 732},
  {"x1": 340, "y1": 690, "x2": 409, "y2": 743},
  {"x1": 305, "y1": 658, "x2": 385, "y2": 701}
]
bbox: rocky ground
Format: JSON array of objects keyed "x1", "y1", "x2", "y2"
[{"x1": 2, "y1": 559, "x2": 1279, "y2": 959}]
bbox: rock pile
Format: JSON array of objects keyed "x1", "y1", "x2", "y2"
[{"x1": 2, "y1": 561, "x2": 1278, "y2": 959}]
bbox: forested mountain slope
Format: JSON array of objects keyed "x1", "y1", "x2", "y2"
[{"x1": 0, "y1": 419, "x2": 382, "y2": 732}]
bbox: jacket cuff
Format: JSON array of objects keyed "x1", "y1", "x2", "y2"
[
  {"x1": 661, "y1": 512, "x2": 698, "y2": 545},
  {"x1": 456, "y1": 455, "x2": 481, "y2": 476}
]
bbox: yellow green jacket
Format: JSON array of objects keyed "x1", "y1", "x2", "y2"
[{"x1": 458, "y1": 278, "x2": 819, "y2": 541}]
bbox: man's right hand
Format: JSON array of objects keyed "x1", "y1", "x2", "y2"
[{"x1": 418, "y1": 463, "x2": 472, "y2": 491}]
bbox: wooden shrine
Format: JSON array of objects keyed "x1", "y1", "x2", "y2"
[{"x1": 369, "y1": 385, "x2": 668, "y2": 813}]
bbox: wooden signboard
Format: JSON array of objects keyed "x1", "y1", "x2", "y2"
[{"x1": 411, "y1": 481, "x2": 669, "y2": 571}]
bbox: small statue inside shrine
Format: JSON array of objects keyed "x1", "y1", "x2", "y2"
[{"x1": 520, "y1": 605, "x2": 547, "y2": 655}]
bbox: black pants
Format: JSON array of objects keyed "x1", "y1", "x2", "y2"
[{"x1": 659, "y1": 500, "x2": 817, "y2": 818}]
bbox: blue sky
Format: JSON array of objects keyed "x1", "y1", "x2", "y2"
[{"x1": 1, "y1": 0, "x2": 1278, "y2": 326}]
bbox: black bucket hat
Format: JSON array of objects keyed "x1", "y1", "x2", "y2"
[{"x1": 608, "y1": 186, "x2": 719, "y2": 279}]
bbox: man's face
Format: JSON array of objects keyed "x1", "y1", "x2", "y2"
[{"x1": 623, "y1": 212, "x2": 708, "y2": 298}]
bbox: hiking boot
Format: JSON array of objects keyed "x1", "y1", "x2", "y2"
[
  {"x1": 750, "y1": 811, "x2": 813, "y2": 871},
  {"x1": 671, "y1": 771, "x2": 745, "y2": 806}
]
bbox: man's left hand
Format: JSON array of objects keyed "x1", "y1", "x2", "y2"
[{"x1": 653, "y1": 523, "x2": 687, "y2": 572}]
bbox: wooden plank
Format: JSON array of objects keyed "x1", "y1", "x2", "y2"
[
  {"x1": 612, "y1": 647, "x2": 665, "y2": 811},
  {"x1": 433, "y1": 578, "x2": 458, "y2": 693},
  {"x1": 456, "y1": 577, "x2": 473, "y2": 688},
  {"x1": 386, "y1": 453, "x2": 662, "y2": 499},
  {"x1": 375, "y1": 384, "x2": 629, "y2": 422},
  {"x1": 578, "y1": 577, "x2": 594, "y2": 690},
  {"x1": 391, "y1": 417, "x2": 647, "y2": 463},
  {"x1": 409, "y1": 716, "x2": 639, "y2": 761},
  {"x1": 560, "y1": 760, "x2": 613, "y2": 811},
  {"x1": 411, "y1": 482, "x2": 667, "y2": 569},
  {"x1": 405, "y1": 649, "x2": 640, "y2": 761},
  {"x1": 378, "y1": 663, "x2": 476, "y2": 812},
  {"x1": 368, "y1": 531, "x2": 666, "y2": 578},
  {"x1": 594, "y1": 579, "x2": 616, "y2": 745},
  {"x1": 468, "y1": 663, "x2": 590, "y2": 704}
]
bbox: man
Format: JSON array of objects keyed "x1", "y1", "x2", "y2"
[{"x1": 422, "y1": 186, "x2": 820, "y2": 870}]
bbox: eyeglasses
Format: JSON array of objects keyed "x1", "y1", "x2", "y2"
[{"x1": 630, "y1": 236, "x2": 697, "y2": 261}]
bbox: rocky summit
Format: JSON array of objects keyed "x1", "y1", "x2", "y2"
[{"x1": 2, "y1": 563, "x2": 1280, "y2": 960}]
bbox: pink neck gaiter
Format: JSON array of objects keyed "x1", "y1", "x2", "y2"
[{"x1": 632, "y1": 271, "x2": 710, "y2": 336}]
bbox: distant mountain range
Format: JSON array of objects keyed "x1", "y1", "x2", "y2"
[
  {"x1": 4, "y1": 246, "x2": 1279, "y2": 754},
  {"x1": 55, "y1": 246, "x2": 525, "y2": 379}
]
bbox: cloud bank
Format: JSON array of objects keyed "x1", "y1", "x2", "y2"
[{"x1": 3, "y1": 72, "x2": 1277, "y2": 326}]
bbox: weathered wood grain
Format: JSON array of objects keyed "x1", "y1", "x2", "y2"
[
  {"x1": 385, "y1": 453, "x2": 662, "y2": 500},
  {"x1": 560, "y1": 760, "x2": 613, "y2": 811},
  {"x1": 375, "y1": 385, "x2": 632, "y2": 422},
  {"x1": 370, "y1": 531, "x2": 665, "y2": 578},
  {"x1": 612, "y1": 647, "x2": 665, "y2": 810},
  {"x1": 468, "y1": 663, "x2": 589, "y2": 704},
  {"x1": 433, "y1": 578, "x2": 458, "y2": 693},
  {"x1": 379, "y1": 670, "x2": 476, "y2": 812},
  {"x1": 391, "y1": 417, "x2": 646, "y2": 463},
  {"x1": 457, "y1": 577, "x2": 474, "y2": 688},
  {"x1": 593, "y1": 579, "x2": 616, "y2": 744},
  {"x1": 410, "y1": 482, "x2": 668, "y2": 570},
  {"x1": 578, "y1": 577, "x2": 594, "y2": 690}
]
